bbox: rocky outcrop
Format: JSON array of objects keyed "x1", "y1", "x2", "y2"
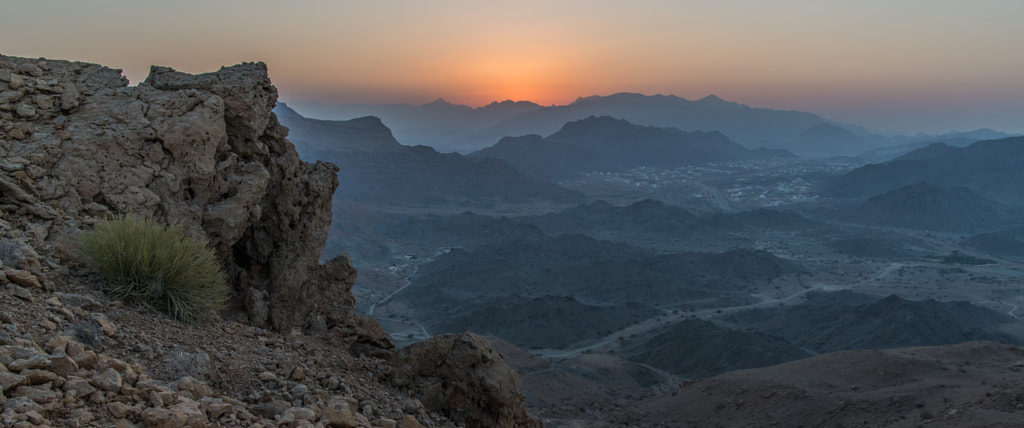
[
  {"x1": 1, "y1": 54, "x2": 541, "y2": 427},
  {"x1": 390, "y1": 332, "x2": 541, "y2": 428},
  {"x1": 0, "y1": 54, "x2": 385, "y2": 343}
]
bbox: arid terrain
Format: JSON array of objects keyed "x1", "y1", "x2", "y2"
[{"x1": 4, "y1": 52, "x2": 1024, "y2": 427}]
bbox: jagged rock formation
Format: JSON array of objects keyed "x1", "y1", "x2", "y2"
[
  {"x1": 0, "y1": 54, "x2": 369, "y2": 339},
  {"x1": 390, "y1": 332, "x2": 541, "y2": 428}
]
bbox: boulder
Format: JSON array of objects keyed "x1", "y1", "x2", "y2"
[{"x1": 390, "y1": 332, "x2": 540, "y2": 428}]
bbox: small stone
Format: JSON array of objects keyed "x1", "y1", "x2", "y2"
[
  {"x1": 107, "y1": 401, "x2": 134, "y2": 419},
  {"x1": 47, "y1": 353, "x2": 78, "y2": 376},
  {"x1": 141, "y1": 399, "x2": 206, "y2": 428},
  {"x1": 3, "y1": 396, "x2": 41, "y2": 413},
  {"x1": 88, "y1": 389, "x2": 107, "y2": 404},
  {"x1": 176, "y1": 376, "x2": 212, "y2": 399},
  {"x1": 20, "y1": 369, "x2": 57, "y2": 385},
  {"x1": 4, "y1": 272, "x2": 35, "y2": 291},
  {"x1": 8, "y1": 355, "x2": 49, "y2": 371},
  {"x1": 24, "y1": 410, "x2": 45, "y2": 424},
  {"x1": 204, "y1": 400, "x2": 231, "y2": 419},
  {"x1": 91, "y1": 314, "x2": 117, "y2": 336},
  {"x1": 33, "y1": 94, "x2": 53, "y2": 110},
  {"x1": 60, "y1": 84, "x2": 80, "y2": 110},
  {"x1": 74, "y1": 350, "x2": 98, "y2": 370},
  {"x1": 14, "y1": 63, "x2": 43, "y2": 77},
  {"x1": 280, "y1": 407, "x2": 316, "y2": 424},
  {"x1": 10, "y1": 73, "x2": 25, "y2": 89},
  {"x1": 91, "y1": 368, "x2": 123, "y2": 392},
  {"x1": 258, "y1": 371, "x2": 277, "y2": 382},
  {"x1": 290, "y1": 383, "x2": 308, "y2": 399},
  {"x1": 378, "y1": 418, "x2": 397, "y2": 428},
  {"x1": 397, "y1": 415, "x2": 424, "y2": 428},
  {"x1": 11, "y1": 384, "x2": 60, "y2": 404},
  {"x1": 252, "y1": 400, "x2": 290, "y2": 419},
  {"x1": 66, "y1": 340, "x2": 85, "y2": 358},
  {"x1": 320, "y1": 398, "x2": 357, "y2": 428},
  {"x1": 0, "y1": 372, "x2": 27, "y2": 393},
  {"x1": 69, "y1": 408, "x2": 96, "y2": 426},
  {"x1": 362, "y1": 404, "x2": 373, "y2": 418},
  {"x1": 7, "y1": 283, "x2": 34, "y2": 302},
  {"x1": 39, "y1": 319, "x2": 57, "y2": 330},
  {"x1": 62, "y1": 378, "x2": 98, "y2": 397},
  {"x1": 45, "y1": 336, "x2": 69, "y2": 354},
  {"x1": 15, "y1": 103, "x2": 36, "y2": 118}
]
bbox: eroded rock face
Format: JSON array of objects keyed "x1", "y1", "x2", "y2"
[
  {"x1": 390, "y1": 332, "x2": 541, "y2": 428},
  {"x1": 0, "y1": 55, "x2": 379, "y2": 341}
]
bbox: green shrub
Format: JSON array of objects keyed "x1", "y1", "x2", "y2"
[{"x1": 76, "y1": 214, "x2": 230, "y2": 324}]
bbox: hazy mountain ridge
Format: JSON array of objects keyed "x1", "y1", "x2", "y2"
[
  {"x1": 275, "y1": 104, "x2": 582, "y2": 209},
  {"x1": 827, "y1": 136, "x2": 1024, "y2": 205},
  {"x1": 470, "y1": 115, "x2": 787, "y2": 179},
  {"x1": 289, "y1": 93, "x2": 1019, "y2": 156}
]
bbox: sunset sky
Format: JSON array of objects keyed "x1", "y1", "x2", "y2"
[{"x1": 3, "y1": 0, "x2": 1022, "y2": 134}]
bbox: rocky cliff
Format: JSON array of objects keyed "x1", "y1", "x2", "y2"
[
  {"x1": 0, "y1": 55, "x2": 538, "y2": 427},
  {"x1": 0, "y1": 54, "x2": 356, "y2": 336}
]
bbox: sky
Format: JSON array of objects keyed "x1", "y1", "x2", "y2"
[{"x1": 2, "y1": 0, "x2": 1023, "y2": 135}]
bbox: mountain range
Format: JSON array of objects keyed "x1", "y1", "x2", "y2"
[
  {"x1": 274, "y1": 103, "x2": 581, "y2": 209},
  {"x1": 469, "y1": 115, "x2": 791, "y2": 179},
  {"x1": 288, "y1": 93, "x2": 1017, "y2": 155}
]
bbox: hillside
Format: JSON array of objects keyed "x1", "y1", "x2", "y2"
[
  {"x1": 620, "y1": 319, "x2": 811, "y2": 379},
  {"x1": 838, "y1": 182, "x2": 1023, "y2": 232},
  {"x1": 628, "y1": 341, "x2": 1024, "y2": 427},
  {"x1": 399, "y1": 234, "x2": 798, "y2": 310},
  {"x1": 392, "y1": 232, "x2": 800, "y2": 351},
  {"x1": 470, "y1": 115, "x2": 782, "y2": 179},
  {"x1": 963, "y1": 231, "x2": 1024, "y2": 258},
  {"x1": 826, "y1": 136, "x2": 1024, "y2": 205},
  {"x1": 725, "y1": 292, "x2": 1020, "y2": 352}
]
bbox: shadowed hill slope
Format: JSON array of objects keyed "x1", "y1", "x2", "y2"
[{"x1": 826, "y1": 137, "x2": 1024, "y2": 206}]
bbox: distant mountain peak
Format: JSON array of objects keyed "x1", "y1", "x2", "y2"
[
  {"x1": 273, "y1": 101, "x2": 301, "y2": 118},
  {"x1": 482, "y1": 99, "x2": 541, "y2": 108},
  {"x1": 425, "y1": 97, "x2": 452, "y2": 105},
  {"x1": 698, "y1": 94, "x2": 725, "y2": 103}
]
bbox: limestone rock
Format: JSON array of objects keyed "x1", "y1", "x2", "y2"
[
  {"x1": 320, "y1": 397, "x2": 358, "y2": 427},
  {"x1": 91, "y1": 367, "x2": 123, "y2": 392},
  {"x1": 398, "y1": 415, "x2": 424, "y2": 428},
  {"x1": 0, "y1": 371, "x2": 27, "y2": 393},
  {"x1": 390, "y1": 332, "x2": 541, "y2": 428},
  {"x1": 0, "y1": 54, "x2": 358, "y2": 336},
  {"x1": 141, "y1": 399, "x2": 207, "y2": 428},
  {"x1": 5, "y1": 269, "x2": 40, "y2": 289}
]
